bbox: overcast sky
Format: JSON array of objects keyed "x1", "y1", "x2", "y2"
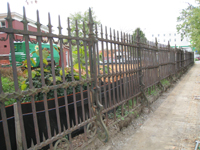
[{"x1": 0, "y1": 0, "x2": 198, "y2": 36}]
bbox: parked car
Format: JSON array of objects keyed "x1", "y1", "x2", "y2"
[{"x1": 9, "y1": 42, "x2": 60, "y2": 67}]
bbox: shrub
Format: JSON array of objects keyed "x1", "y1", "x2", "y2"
[
  {"x1": 21, "y1": 65, "x2": 88, "y2": 102},
  {"x1": 1, "y1": 77, "x2": 24, "y2": 106}
]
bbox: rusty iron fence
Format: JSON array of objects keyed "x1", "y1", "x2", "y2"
[{"x1": 0, "y1": 3, "x2": 194, "y2": 150}]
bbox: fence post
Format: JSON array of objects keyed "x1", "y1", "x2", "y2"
[
  {"x1": 174, "y1": 45, "x2": 176, "y2": 77},
  {"x1": 181, "y1": 50, "x2": 183, "y2": 72},
  {"x1": 177, "y1": 49, "x2": 179, "y2": 75},
  {"x1": 14, "y1": 103, "x2": 23, "y2": 150},
  {"x1": 155, "y1": 38, "x2": 164, "y2": 91},
  {"x1": 155, "y1": 38, "x2": 160, "y2": 81},
  {"x1": 168, "y1": 41, "x2": 174, "y2": 82},
  {"x1": 136, "y1": 29, "x2": 148, "y2": 106},
  {"x1": 168, "y1": 41, "x2": 171, "y2": 76},
  {"x1": 136, "y1": 29, "x2": 142, "y2": 89},
  {"x1": 88, "y1": 8, "x2": 109, "y2": 143}
]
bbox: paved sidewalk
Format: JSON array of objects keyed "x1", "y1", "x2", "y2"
[{"x1": 123, "y1": 62, "x2": 200, "y2": 150}]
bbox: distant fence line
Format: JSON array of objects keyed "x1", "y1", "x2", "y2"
[{"x1": 0, "y1": 3, "x2": 194, "y2": 150}]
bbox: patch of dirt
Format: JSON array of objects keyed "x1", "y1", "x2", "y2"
[{"x1": 81, "y1": 81, "x2": 179, "y2": 150}]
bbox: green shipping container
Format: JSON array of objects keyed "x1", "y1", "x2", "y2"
[{"x1": 9, "y1": 42, "x2": 60, "y2": 67}]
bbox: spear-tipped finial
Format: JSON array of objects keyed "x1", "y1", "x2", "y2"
[
  {"x1": 88, "y1": 8, "x2": 93, "y2": 25},
  {"x1": 47, "y1": 13, "x2": 53, "y2": 32},
  {"x1": 31, "y1": 138, "x2": 35, "y2": 148},
  {"x1": 168, "y1": 40, "x2": 170, "y2": 47},
  {"x1": 72, "y1": 120, "x2": 75, "y2": 128},
  {"x1": 7, "y1": 2, "x2": 11, "y2": 19},
  {"x1": 88, "y1": 8, "x2": 94, "y2": 36},
  {"x1": 67, "y1": 17, "x2": 71, "y2": 37},
  {"x1": 5, "y1": 3, "x2": 14, "y2": 28},
  {"x1": 58, "y1": 15, "x2": 62, "y2": 35},
  {"x1": 42, "y1": 133, "x2": 46, "y2": 141},
  {"x1": 54, "y1": 129, "x2": 56, "y2": 136},
  {"x1": 63, "y1": 125, "x2": 66, "y2": 131},
  {"x1": 21, "y1": 7, "x2": 29, "y2": 30},
  {"x1": 35, "y1": 10, "x2": 41, "y2": 32},
  {"x1": 155, "y1": 37, "x2": 158, "y2": 46}
]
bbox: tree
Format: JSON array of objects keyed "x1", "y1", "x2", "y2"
[
  {"x1": 132, "y1": 28, "x2": 147, "y2": 43},
  {"x1": 67, "y1": 8, "x2": 101, "y2": 72},
  {"x1": 176, "y1": 1, "x2": 200, "y2": 54},
  {"x1": 69, "y1": 8, "x2": 101, "y2": 37}
]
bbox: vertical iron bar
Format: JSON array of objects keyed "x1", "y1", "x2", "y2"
[
  {"x1": 130, "y1": 35, "x2": 134, "y2": 96},
  {"x1": 131, "y1": 35, "x2": 136, "y2": 108},
  {"x1": 0, "y1": 102, "x2": 11, "y2": 150},
  {"x1": 136, "y1": 29, "x2": 142, "y2": 92},
  {"x1": 67, "y1": 18, "x2": 78, "y2": 126},
  {"x1": 110, "y1": 28, "x2": 116, "y2": 121},
  {"x1": 95, "y1": 24, "x2": 102, "y2": 105},
  {"x1": 6, "y1": 3, "x2": 28, "y2": 149},
  {"x1": 58, "y1": 15, "x2": 72, "y2": 143},
  {"x1": 129, "y1": 34, "x2": 134, "y2": 97},
  {"x1": 48, "y1": 13, "x2": 61, "y2": 135},
  {"x1": 126, "y1": 34, "x2": 131, "y2": 98},
  {"x1": 100, "y1": 25, "x2": 108, "y2": 122},
  {"x1": 155, "y1": 38, "x2": 160, "y2": 82},
  {"x1": 75, "y1": 20, "x2": 86, "y2": 140},
  {"x1": 133, "y1": 38, "x2": 137, "y2": 95},
  {"x1": 123, "y1": 33, "x2": 127, "y2": 100},
  {"x1": 121, "y1": 32, "x2": 125, "y2": 100},
  {"x1": 105, "y1": 26, "x2": 112, "y2": 108},
  {"x1": 22, "y1": 6, "x2": 40, "y2": 146},
  {"x1": 88, "y1": 9, "x2": 109, "y2": 143},
  {"x1": 113, "y1": 30, "x2": 119, "y2": 104},
  {"x1": 85, "y1": 22, "x2": 92, "y2": 119},
  {"x1": 117, "y1": 31, "x2": 123, "y2": 102},
  {"x1": 36, "y1": 10, "x2": 52, "y2": 149}
]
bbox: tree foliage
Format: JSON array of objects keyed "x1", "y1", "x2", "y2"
[
  {"x1": 68, "y1": 8, "x2": 101, "y2": 71},
  {"x1": 132, "y1": 28, "x2": 147, "y2": 43},
  {"x1": 177, "y1": 1, "x2": 200, "y2": 53},
  {"x1": 69, "y1": 8, "x2": 101, "y2": 37}
]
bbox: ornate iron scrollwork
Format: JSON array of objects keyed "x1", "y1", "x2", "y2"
[
  {"x1": 87, "y1": 7, "x2": 109, "y2": 143},
  {"x1": 86, "y1": 121, "x2": 97, "y2": 139},
  {"x1": 91, "y1": 86, "x2": 109, "y2": 143},
  {"x1": 54, "y1": 138, "x2": 69, "y2": 150}
]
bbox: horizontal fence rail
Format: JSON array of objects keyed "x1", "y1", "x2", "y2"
[{"x1": 0, "y1": 3, "x2": 194, "y2": 150}]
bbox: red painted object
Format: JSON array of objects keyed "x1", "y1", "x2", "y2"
[
  {"x1": 59, "y1": 45, "x2": 70, "y2": 67},
  {"x1": 0, "y1": 12, "x2": 70, "y2": 67}
]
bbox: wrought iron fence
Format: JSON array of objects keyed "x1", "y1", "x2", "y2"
[{"x1": 0, "y1": 3, "x2": 194, "y2": 150}]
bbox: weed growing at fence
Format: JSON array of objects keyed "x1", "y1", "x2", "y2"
[
  {"x1": 149, "y1": 89, "x2": 156, "y2": 95},
  {"x1": 161, "y1": 79, "x2": 170, "y2": 86},
  {"x1": 148, "y1": 86, "x2": 159, "y2": 96},
  {"x1": 110, "y1": 99, "x2": 136, "y2": 120}
]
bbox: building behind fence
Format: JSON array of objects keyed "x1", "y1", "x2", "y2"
[{"x1": 0, "y1": 3, "x2": 194, "y2": 150}]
